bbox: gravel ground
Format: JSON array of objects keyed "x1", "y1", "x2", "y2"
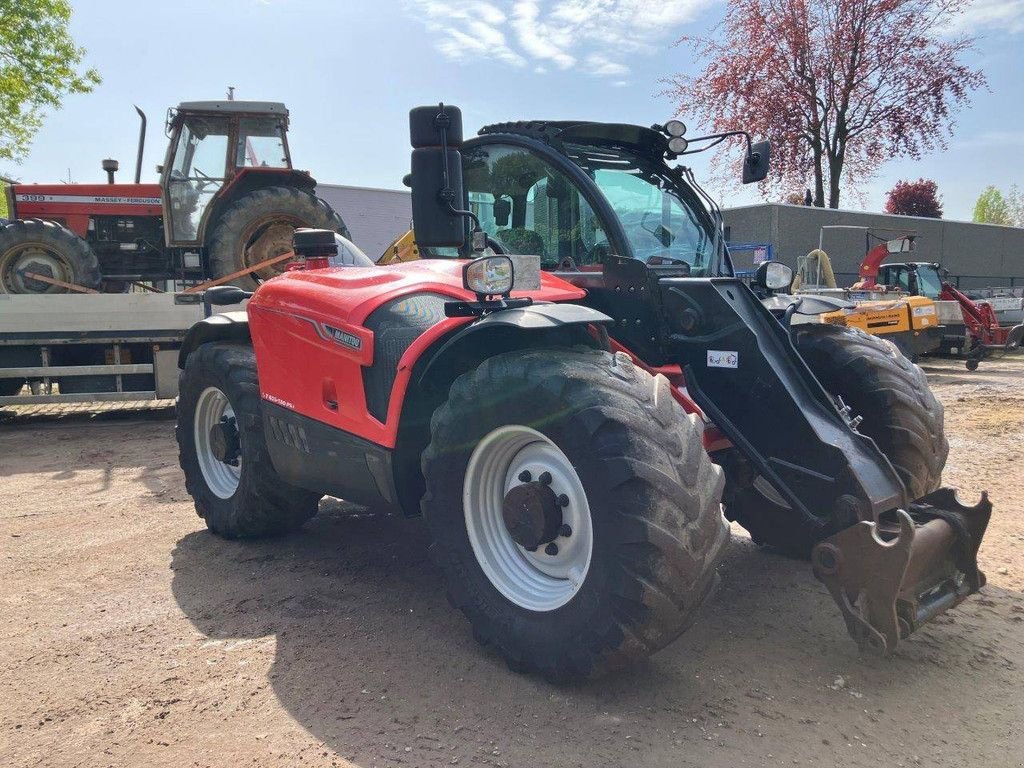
[{"x1": 1, "y1": 355, "x2": 1022, "y2": 768}]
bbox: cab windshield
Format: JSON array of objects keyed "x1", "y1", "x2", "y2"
[
  {"x1": 915, "y1": 265, "x2": 943, "y2": 298},
  {"x1": 461, "y1": 141, "x2": 721, "y2": 274},
  {"x1": 563, "y1": 143, "x2": 719, "y2": 275}
]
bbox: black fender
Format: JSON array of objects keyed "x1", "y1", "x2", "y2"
[
  {"x1": 177, "y1": 312, "x2": 250, "y2": 368},
  {"x1": 418, "y1": 302, "x2": 612, "y2": 386},
  {"x1": 761, "y1": 292, "x2": 855, "y2": 316}
]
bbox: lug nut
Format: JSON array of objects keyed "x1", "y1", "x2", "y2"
[
  {"x1": 544, "y1": 543, "x2": 559, "y2": 556},
  {"x1": 557, "y1": 494, "x2": 569, "y2": 507},
  {"x1": 559, "y1": 524, "x2": 573, "y2": 538},
  {"x1": 518, "y1": 470, "x2": 532, "y2": 482},
  {"x1": 539, "y1": 471, "x2": 552, "y2": 485}
]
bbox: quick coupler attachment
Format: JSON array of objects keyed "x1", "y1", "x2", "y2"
[{"x1": 811, "y1": 488, "x2": 992, "y2": 655}]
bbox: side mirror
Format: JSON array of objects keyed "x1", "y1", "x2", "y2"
[
  {"x1": 409, "y1": 104, "x2": 467, "y2": 248},
  {"x1": 742, "y1": 140, "x2": 771, "y2": 184},
  {"x1": 493, "y1": 197, "x2": 511, "y2": 227},
  {"x1": 754, "y1": 261, "x2": 793, "y2": 293}
]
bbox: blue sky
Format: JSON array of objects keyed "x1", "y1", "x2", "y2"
[{"x1": 10, "y1": 0, "x2": 1024, "y2": 221}]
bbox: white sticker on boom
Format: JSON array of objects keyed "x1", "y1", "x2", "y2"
[{"x1": 707, "y1": 350, "x2": 739, "y2": 369}]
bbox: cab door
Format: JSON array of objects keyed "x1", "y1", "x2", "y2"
[{"x1": 162, "y1": 115, "x2": 231, "y2": 246}]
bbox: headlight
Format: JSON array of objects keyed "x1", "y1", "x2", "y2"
[
  {"x1": 665, "y1": 119, "x2": 687, "y2": 137},
  {"x1": 668, "y1": 137, "x2": 689, "y2": 154},
  {"x1": 464, "y1": 255, "x2": 514, "y2": 296}
]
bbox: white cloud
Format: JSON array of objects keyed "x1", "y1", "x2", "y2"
[
  {"x1": 405, "y1": 0, "x2": 715, "y2": 77},
  {"x1": 940, "y1": 0, "x2": 1024, "y2": 35}
]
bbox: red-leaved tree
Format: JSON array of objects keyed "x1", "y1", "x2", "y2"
[
  {"x1": 666, "y1": 0, "x2": 986, "y2": 208},
  {"x1": 885, "y1": 178, "x2": 943, "y2": 218}
]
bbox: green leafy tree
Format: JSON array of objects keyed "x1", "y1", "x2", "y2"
[
  {"x1": 0, "y1": 0, "x2": 100, "y2": 161},
  {"x1": 973, "y1": 186, "x2": 1012, "y2": 225}
]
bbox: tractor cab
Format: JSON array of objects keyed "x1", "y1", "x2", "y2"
[
  {"x1": 160, "y1": 101, "x2": 294, "y2": 246},
  {"x1": 877, "y1": 261, "x2": 946, "y2": 299},
  {"x1": 455, "y1": 121, "x2": 767, "y2": 279}
]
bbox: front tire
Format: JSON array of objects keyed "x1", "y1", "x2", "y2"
[
  {"x1": 422, "y1": 348, "x2": 729, "y2": 680},
  {"x1": 722, "y1": 324, "x2": 948, "y2": 555},
  {"x1": 205, "y1": 186, "x2": 347, "y2": 289},
  {"x1": 176, "y1": 342, "x2": 320, "y2": 538}
]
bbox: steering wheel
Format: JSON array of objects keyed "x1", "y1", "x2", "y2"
[{"x1": 557, "y1": 256, "x2": 579, "y2": 271}]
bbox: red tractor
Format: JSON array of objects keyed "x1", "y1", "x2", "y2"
[
  {"x1": 0, "y1": 101, "x2": 345, "y2": 294},
  {"x1": 176, "y1": 105, "x2": 991, "y2": 680}
]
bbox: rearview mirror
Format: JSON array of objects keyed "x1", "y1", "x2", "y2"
[
  {"x1": 493, "y1": 197, "x2": 511, "y2": 227},
  {"x1": 408, "y1": 104, "x2": 467, "y2": 248},
  {"x1": 754, "y1": 261, "x2": 793, "y2": 293},
  {"x1": 742, "y1": 140, "x2": 771, "y2": 184}
]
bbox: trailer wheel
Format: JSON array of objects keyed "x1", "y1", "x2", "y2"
[
  {"x1": 176, "y1": 341, "x2": 320, "y2": 538},
  {"x1": 722, "y1": 324, "x2": 948, "y2": 555},
  {"x1": 421, "y1": 348, "x2": 729, "y2": 681},
  {"x1": 0, "y1": 219, "x2": 100, "y2": 294},
  {"x1": 206, "y1": 187, "x2": 348, "y2": 289}
]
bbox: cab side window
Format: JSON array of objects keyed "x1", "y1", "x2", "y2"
[{"x1": 463, "y1": 144, "x2": 608, "y2": 269}]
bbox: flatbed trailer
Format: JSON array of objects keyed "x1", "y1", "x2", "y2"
[{"x1": 0, "y1": 293, "x2": 209, "y2": 406}]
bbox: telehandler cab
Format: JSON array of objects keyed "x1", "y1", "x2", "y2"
[{"x1": 176, "y1": 105, "x2": 991, "y2": 680}]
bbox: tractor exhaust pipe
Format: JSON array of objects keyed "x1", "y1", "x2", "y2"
[{"x1": 133, "y1": 105, "x2": 147, "y2": 184}]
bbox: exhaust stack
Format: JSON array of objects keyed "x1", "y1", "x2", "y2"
[{"x1": 134, "y1": 105, "x2": 147, "y2": 184}]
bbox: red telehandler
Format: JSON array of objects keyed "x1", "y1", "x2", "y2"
[{"x1": 175, "y1": 105, "x2": 991, "y2": 680}]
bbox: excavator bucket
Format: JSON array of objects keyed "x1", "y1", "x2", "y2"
[{"x1": 811, "y1": 488, "x2": 992, "y2": 654}]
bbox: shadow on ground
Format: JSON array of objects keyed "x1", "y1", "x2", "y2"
[{"x1": 170, "y1": 500, "x2": 1024, "y2": 767}]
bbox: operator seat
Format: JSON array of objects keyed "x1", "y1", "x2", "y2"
[{"x1": 495, "y1": 228, "x2": 546, "y2": 262}]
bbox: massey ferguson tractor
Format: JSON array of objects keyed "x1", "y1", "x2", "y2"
[
  {"x1": 175, "y1": 105, "x2": 992, "y2": 681},
  {"x1": 0, "y1": 101, "x2": 345, "y2": 294}
]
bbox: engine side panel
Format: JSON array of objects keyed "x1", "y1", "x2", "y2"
[
  {"x1": 11, "y1": 183, "x2": 163, "y2": 238},
  {"x1": 247, "y1": 259, "x2": 586, "y2": 449}
]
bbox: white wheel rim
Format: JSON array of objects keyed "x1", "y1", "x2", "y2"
[
  {"x1": 194, "y1": 386, "x2": 241, "y2": 499},
  {"x1": 463, "y1": 425, "x2": 593, "y2": 612}
]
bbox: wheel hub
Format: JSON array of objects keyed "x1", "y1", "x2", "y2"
[
  {"x1": 502, "y1": 479, "x2": 563, "y2": 551},
  {"x1": 209, "y1": 415, "x2": 240, "y2": 466}
]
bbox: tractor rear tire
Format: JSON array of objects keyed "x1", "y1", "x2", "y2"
[
  {"x1": 0, "y1": 219, "x2": 100, "y2": 294},
  {"x1": 205, "y1": 186, "x2": 347, "y2": 289},
  {"x1": 421, "y1": 348, "x2": 729, "y2": 681},
  {"x1": 721, "y1": 324, "x2": 948, "y2": 556},
  {"x1": 176, "y1": 341, "x2": 320, "y2": 538}
]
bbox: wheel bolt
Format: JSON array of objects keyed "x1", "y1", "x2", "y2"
[
  {"x1": 557, "y1": 494, "x2": 569, "y2": 507},
  {"x1": 559, "y1": 524, "x2": 572, "y2": 538},
  {"x1": 539, "y1": 471, "x2": 552, "y2": 485},
  {"x1": 544, "y1": 542, "x2": 559, "y2": 556},
  {"x1": 518, "y1": 470, "x2": 532, "y2": 482}
]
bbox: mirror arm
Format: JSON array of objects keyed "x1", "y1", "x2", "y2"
[{"x1": 433, "y1": 102, "x2": 484, "y2": 251}]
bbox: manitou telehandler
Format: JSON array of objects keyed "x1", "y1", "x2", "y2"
[
  {"x1": 175, "y1": 105, "x2": 991, "y2": 681},
  {"x1": 0, "y1": 101, "x2": 345, "y2": 294}
]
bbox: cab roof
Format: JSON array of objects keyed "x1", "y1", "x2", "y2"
[
  {"x1": 175, "y1": 101, "x2": 288, "y2": 116},
  {"x1": 478, "y1": 121, "x2": 669, "y2": 157}
]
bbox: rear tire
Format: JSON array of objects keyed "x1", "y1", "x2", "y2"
[
  {"x1": 0, "y1": 219, "x2": 100, "y2": 294},
  {"x1": 205, "y1": 186, "x2": 347, "y2": 289},
  {"x1": 422, "y1": 348, "x2": 729, "y2": 680},
  {"x1": 722, "y1": 324, "x2": 948, "y2": 555},
  {"x1": 176, "y1": 341, "x2": 320, "y2": 538}
]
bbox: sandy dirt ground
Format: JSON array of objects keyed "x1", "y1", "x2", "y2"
[{"x1": 1, "y1": 356, "x2": 1022, "y2": 768}]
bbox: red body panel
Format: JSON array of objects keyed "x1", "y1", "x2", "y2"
[
  {"x1": 11, "y1": 183, "x2": 163, "y2": 237},
  {"x1": 247, "y1": 260, "x2": 587, "y2": 449}
]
